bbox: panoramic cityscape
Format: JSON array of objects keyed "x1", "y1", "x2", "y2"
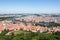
[
  {"x1": 0, "y1": 0, "x2": 60, "y2": 40},
  {"x1": 0, "y1": 14, "x2": 60, "y2": 32}
]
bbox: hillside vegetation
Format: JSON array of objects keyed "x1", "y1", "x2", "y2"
[{"x1": 0, "y1": 30, "x2": 60, "y2": 40}]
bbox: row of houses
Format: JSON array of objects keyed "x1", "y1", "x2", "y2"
[{"x1": 0, "y1": 21, "x2": 60, "y2": 33}]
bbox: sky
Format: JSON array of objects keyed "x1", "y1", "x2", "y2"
[{"x1": 0, "y1": 0, "x2": 60, "y2": 14}]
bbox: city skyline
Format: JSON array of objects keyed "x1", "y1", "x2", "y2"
[{"x1": 0, "y1": 0, "x2": 60, "y2": 14}]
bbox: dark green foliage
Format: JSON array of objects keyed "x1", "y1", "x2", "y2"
[
  {"x1": 49, "y1": 22, "x2": 60, "y2": 27},
  {"x1": 0, "y1": 29, "x2": 9, "y2": 36},
  {"x1": 35, "y1": 22, "x2": 60, "y2": 27},
  {"x1": 0, "y1": 30, "x2": 60, "y2": 40},
  {"x1": 0, "y1": 17, "x2": 14, "y2": 21}
]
